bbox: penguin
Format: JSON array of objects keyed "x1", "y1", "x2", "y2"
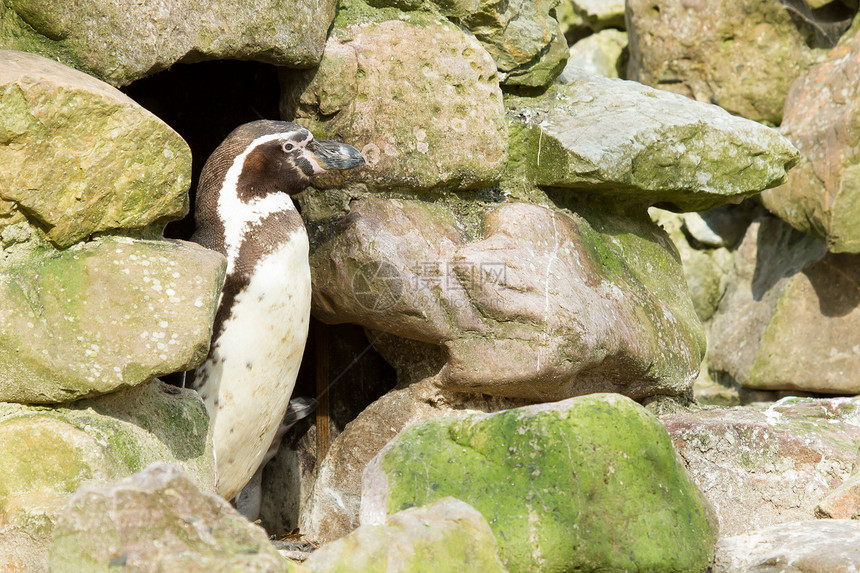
[{"x1": 188, "y1": 120, "x2": 364, "y2": 502}]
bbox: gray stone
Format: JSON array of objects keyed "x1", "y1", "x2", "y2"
[
  {"x1": 713, "y1": 520, "x2": 860, "y2": 572},
  {"x1": 311, "y1": 198, "x2": 705, "y2": 403},
  {"x1": 362, "y1": 394, "x2": 719, "y2": 573},
  {"x1": 708, "y1": 216, "x2": 860, "y2": 394},
  {"x1": 0, "y1": 1, "x2": 336, "y2": 86},
  {"x1": 559, "y1": 28, "x2": 627, "y2": 79},
  {"x1": 0, "y1": 235, "x2": 225, "y2": 404},
  {"x1": 762, "y1": 33, "x2": 860, "y2": 253},
  {"x1": 49, "y1": 464, "x2": 295, "y2": 573},
  {"x1": 0, "y1": 50, "x2": 191, "y2": 248},
  {"x1": 626, "y1": 0, "x2": 841, "y2": 124},
  {"x1": 661, "y1": 397, "x2": 860, "y2": 536},
  {"x1": 0, "y1": 382, "x2": 214, "y2": 572},
  {"x1": 458, "y1": 0, "x2": 569, "y2": 87},
  {"x1": 570, "y1": 0, "x2": 626, "y2": 30},
  {"x1": 357, "y1": 0, "x2": 569, "y2": 88},
  {"x1": 507, "y1": 70, "x2": 799, "y2": 211},
  {"x1": 281, "y1": 14, "x2": 507, "y2": 193},
  {"x1": 304, "y1": 498, "x2": 507, "y2": 573}
]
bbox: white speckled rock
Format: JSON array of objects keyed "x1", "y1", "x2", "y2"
[
  {"x1": 281, "y1": 16, "x2": 507, "y2": 192},
  {"x1": 0, "y1": 235, "x2": 225, "y2": 403}
]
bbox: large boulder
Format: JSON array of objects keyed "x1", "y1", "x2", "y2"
[
  {"x1": 0, "y1": 1, "x2": 336, "y2": 86},
  {"x1": 625, "y1": 0, "x2": 847, "y2": 124},
  {"x1": 507, "y1": 70, "x2": 799, "y2": 211},
  {"x1": 362, "y1": 394, "x2": 719, "y2": 572},
  {"x1": 311, "y1": 198, "x2": 705, "y2": 402},
  {"x1": 708, "y1": 216, "x2": 860, "y2": 394},
  {"x1": 661, "y1": 397, "x2": 860, "y2": 536},
  {"x1": 762, "y1": 33, "x2": 860, "y2": 253},
  {"x1": 0, "y1": 382, "x2": 214, "y2": 572},
  {"x1": 0, "y1": 50, "x2": 191, "y2": 247},
  {"x1": 303, "y1": 498, "x2": 506, "y2": 573},
  {"x1": 281, "y1": 13, "x2": 507, "y2": 192},
  {"x1": 0, "y1": 234, "x2": 224, "y2": 403},
  {"x1": 49, "y1": 464, "x2": 296, "y2": 573}
]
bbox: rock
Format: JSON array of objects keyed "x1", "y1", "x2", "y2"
[
  {"x1": 0, "y1": 382, "x2": 213, "y2": 572},
  {"x1": 49, "y1": 464, "x2": 296, "y2": 573},
  {"x1": 570, "y1": 0, "x2": 626, "y2": 30},
  {"x1": 357, "y1": 0, "x2": 569, "y2": 88},
  {"x1": 298, "y1": 379, "x2": 527, "y2": 543},
  {"x1": 559, "y1": 28, "x2": 628, "y2": 79},
  {"x1": 457, "y1": 0, "x2": 569, "y2": 87},
  {"x1": 362, "y1": 394, "x2": 718, "y2": 572},
  {"x1": 507, "y1": 71, "x2": 799, "y2": 211},
  {"x1": 816, "y1": 470, "x2": 860, "y2": 519},
  {"x1": 0, "y1": 235, "x2": 225, "y2": 404},
  {"x1": 303, "y1": 498, "x2": 506, "y2": 572},
  {"x1": 281, "y1": 13, "x2": 507, "y2": 192},
  {"x1": 649, "y1": 208, "x2": 736, "y2": 322},
  {"x1": 311, "y1": 198, "x2": 705, "y2": 402},
  {"x1": 0, "y1": 1, "x2": 335, "y2": 86},
  {"x1": 713, "y1": 520, "x2": 860, "y2": 572},
  {"x1": 681, "y1": 204, "x2": 759, "y2": 249},
  {"x1": 625, "y1": 0, "x2": 846, "y2": 124},
  {"x1": 0, "y1": 50, "x2": 191, "y2": 247},
  {"x1": 762, "y1": 34, "x2": 860, "y2": 253},
  {"x1": 661, "y1": 397, "x2": 860, "y2": 536},
  {"x1": 708, "y1": 216, "x2": 860, "y2": 394}
]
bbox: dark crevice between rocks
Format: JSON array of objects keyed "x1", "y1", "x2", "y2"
[
  {"x1": 121, "y1": 60, "x2": 283, "y2": 241},
  {"x1": 781, "y1": 0, "x2": 858, "y2": 49}
]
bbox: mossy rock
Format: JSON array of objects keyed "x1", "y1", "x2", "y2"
[
  {"x1": 0, "y1": 50, "x2": 190, "y2": 247},
  {"x1": 362, "y1": 393, "x2": 719, "y2": 572}
]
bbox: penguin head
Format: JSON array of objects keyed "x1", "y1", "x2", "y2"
[{"x1": 198, "y1": 120, "x2": 365, "y2": 205}]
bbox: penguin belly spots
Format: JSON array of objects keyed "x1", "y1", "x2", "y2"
[{"x1": 199, "y1": 230, "x2": 311, "y2": 500}]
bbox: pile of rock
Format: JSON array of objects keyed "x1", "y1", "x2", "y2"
[
  {"x1": 0, "y1": 50, "x2": 227, "y2": 570},
  {"x1": 2, "y1": 0, "x2": 860, "y2": 570}
]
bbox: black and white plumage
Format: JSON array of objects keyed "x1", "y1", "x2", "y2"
[{"x1": 189, "y1": 120, "x2": 364, "y2": 501}]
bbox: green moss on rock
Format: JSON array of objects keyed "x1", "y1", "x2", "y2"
[{"x1": 369, "y1": 394, "x2": 718, "y2": 572}]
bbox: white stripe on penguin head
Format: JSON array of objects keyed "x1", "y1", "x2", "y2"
[{"x1": 217, "y1": 132, "x2": 301, "y2": 276}]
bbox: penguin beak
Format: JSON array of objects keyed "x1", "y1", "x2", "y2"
[{"x1": 306, "y1": 139, "x2": 366, "y2": 173}]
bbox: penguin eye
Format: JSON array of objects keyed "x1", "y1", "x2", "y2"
[{"x1": 282, "y1": 142, "x2": 295, "y2": 152}]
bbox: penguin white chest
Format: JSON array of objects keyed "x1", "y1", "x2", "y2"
[{"x1": 200, "y1": 229, "x2": 311, "y2": 500}]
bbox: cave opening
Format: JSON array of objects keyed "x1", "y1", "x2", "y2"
[{"x1": 121, "y1": 59, "x2": 283, "y2": 240}]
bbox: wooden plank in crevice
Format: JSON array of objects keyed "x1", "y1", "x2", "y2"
[{"x1": 315, "y1": 320, "x2": 331, "y2": 463}]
